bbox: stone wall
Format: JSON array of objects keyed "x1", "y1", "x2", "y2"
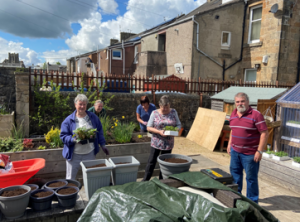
[
  {"x1": 33, "y1": 92, "x2": 211, "y2": 130},
  {"x1": 0, "y1": 67, "x2": 17, "y2": 113}
]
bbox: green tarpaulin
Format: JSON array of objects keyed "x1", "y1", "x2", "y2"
[{"x1": 77, "y1": 172, "x2": 278, "y2": 222}]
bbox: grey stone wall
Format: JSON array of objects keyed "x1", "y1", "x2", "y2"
[
  {"x1": 0, "y1": 67, "x2": 17, "y2": 113},
  {"x1": 33, "y1": 92, "x2": 211, "y2": 130}
]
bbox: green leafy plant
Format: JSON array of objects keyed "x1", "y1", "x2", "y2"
[
  {"x1": 11, "y1": 120, "x2": 25, "y2": 140},
  {"x1": 266, "y1": 151, "x2": 275, "y2": 155},
  {"x1": 293, "y1": 157, "x2": 300, "y2": 163},
  {"x1": 163, "y1": 126, "x2": 179, "y2": 131},
  {"x1": 38, "y1": 145, "x2": 46, "y2": 150},
  {"x1": 45, "y1": 127, "x2": 63, "y2": 148},
  {"x1": 0, "y1": 104, "x2": 10, "y2": 115},
  {"x1": 100, "y1": 116, "x2": 112, "y2": 141},
  {"x1": 274, "y1": 151, "x2": 288, "y2": 157},
  {"x1": 73, "y1": 127, "x2": 97, "y2": 142},
  {"x1": 112, "y1": 117, "x2": 136, "y2": 143},
  {"x1": 0, "y1": 138, "x2": 23, "y2": 152}
]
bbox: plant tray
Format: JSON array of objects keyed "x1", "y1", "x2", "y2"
[
  {"x1": 164, "y1": 131, "x2": 179, "y2": 136},
  {"x1": 109, "y1": 156, "x2": 140, "y2": 185},
  {"x1": 292, "y1": 161, "x2": 300, "y2": 168},
  {"x1": 262, "y1": 153, "x2": 272, "y2": 158},
  {"x1": 272, "y1": 156, "x2": 290, "y2": 161},
  {"x1": 286, "y1": 122, "x2": 300, "y2": 128},
  {"x1": 80, "y1": 159, "x2": 113, "y2": 200}
]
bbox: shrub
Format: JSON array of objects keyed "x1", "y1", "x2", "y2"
[
  {"x1": 0, "y1": 138, "x2": 23, "y2": 152},
  {"x1": 100, "y1": 116, "x2": 112, "y2": 141},
  {"x1": 45, "y1": 127, "x2": 63, "y2": 148},
  {"x1": 274, "y1": 151, "x2": 288, "y2": 157},
  {"x1": 293, "y1": 157, "x2": 300, "y2": 163},
  {"x1": 23, "y1": 139, "x2": 33, "y2": 148}
]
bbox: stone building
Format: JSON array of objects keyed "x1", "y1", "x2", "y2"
[{"x1": 0, "y1": 53, "x2": 25, "y2": 68}]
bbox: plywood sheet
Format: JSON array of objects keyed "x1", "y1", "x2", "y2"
[{"x1": 187, "y1": 107, "x2": 226, "y2": 151}]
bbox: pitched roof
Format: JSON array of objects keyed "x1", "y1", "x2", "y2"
[
  {"x1": 276, "y1": 82, "x2": 300, "y2": 105},
  {"x1": 211, "y1": 87, "x2": 288, "y2": 105}
]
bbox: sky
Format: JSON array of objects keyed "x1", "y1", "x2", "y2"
[{"x1": 0, "y1": 0, "x2": 206, "y2": 67}]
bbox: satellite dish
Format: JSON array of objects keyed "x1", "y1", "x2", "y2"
[{"x1": 269, "y1": 3, "x2": 278, "y2": 13}]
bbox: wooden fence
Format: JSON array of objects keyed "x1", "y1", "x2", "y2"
[{"x1": 29, "y1": 68, "x2": 296, "y2": 107}]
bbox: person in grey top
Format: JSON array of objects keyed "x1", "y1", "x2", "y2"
[{"x1": 142, "y1": 95, "x2": 181, "y2": 181}]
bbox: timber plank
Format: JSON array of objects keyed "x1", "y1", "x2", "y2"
[{"x1": 261, "y1": 159, "x2": 300, "y2": 178}]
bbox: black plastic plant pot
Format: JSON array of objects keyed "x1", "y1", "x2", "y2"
[
  {"x1": 65, "y1": 179, "x2": 82, "y2": 190},
  {"x1": 26, "y1": 184, "x2": 39, "y2": 193},
  {"x1": 44, "y1": 180, "x2": 68, "y2": 190},
  {"x1": 80, "y1": 139, "x2": 88, "y2": 144},
  {"x1": 30, "y1": 189, "x2": 54, "y2": 211},
  {"x1": 55, "y1": 186, "x2": 79, "y2": 208},
  {"x1": 88, "y1": 138, "x2": 95, "y2": 143}
]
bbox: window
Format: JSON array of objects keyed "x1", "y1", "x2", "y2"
[
  {"x1": 221, "y1": 31, "x2": 231, "y2": 49},
  {"x1": 244, "y1": 69, "x2": 257, "y2": 82},
  {"x1": 112, "y1": 49, "x2": 122, "y2": 60},
  {"x1": 134, "y1": 45, "x2": 139, "y2": 64},
  {"x1": 248, "y1": 5, "x2": 262, "y2": 44}
]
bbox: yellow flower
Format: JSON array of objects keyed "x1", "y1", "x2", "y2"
[
  {"x1": 138, "y1": 135, "x2": 142, "y2": 138},
  {"x1": 113, "y1": 118, "x2": 115, "y2": 120},
  {"x1": 122, "y1": 116, "x2": 125, "y2": 119},
  {"x1": 111, "y1": 126, "x2": 114, "y2": 128},
  {"x1": 116, "y1": 120, "x2": 118, "y2": 122},
  {"x1": 115, "y1": 123, "x2": 117, "y2": 126}
]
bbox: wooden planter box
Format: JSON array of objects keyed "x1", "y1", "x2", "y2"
[
  {"x1": 0, "y1": 111, "x2": 14, "y2": 138},
  {"x1": 2, "y1": 142, "x2": 152, "y2": 180}
]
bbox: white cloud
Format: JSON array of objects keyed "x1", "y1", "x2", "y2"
[
  {"x1": 98, "y1": 0, "x2": 119, "y2": 14},
  {"x1": 65, "y1": 0, "x2": 206, "y2": 52},
  {"x1": 0, "y1": 37, "x2": 40, "y2": 66}
]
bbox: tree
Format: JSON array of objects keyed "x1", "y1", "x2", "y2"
[{"x1": 56, "y1": 62, "x2": 61, "y2": 65}]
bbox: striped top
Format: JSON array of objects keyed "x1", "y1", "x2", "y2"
[{"x1": 229, "y1": 106, "x2": 268, "y2": 155}]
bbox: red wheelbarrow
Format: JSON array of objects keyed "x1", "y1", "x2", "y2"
[{"x1": 0, "y1": 158, "x2": 45, "y2": 188}]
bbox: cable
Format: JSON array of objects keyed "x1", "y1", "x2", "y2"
[
  {"x1": 14, "y1": 0, "x2": 69, "y2": 22},
  {"x1": 0, "y1": 8, "x2": 56, "y2": 33}
]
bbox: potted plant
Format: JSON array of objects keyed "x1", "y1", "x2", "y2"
[
  {"x1": 262, "y1": 145, "x2": 275, "y2": 158},
  {"x1": 0, "y1": 185, "x2": 31, "y2": 219},
  {"x1": 163, "y1": 126, "x2": 179, "y2": 136},
  {"x1": 73, "y1": 127, "x2": 97, "y2": 144},
  {"x1": 292, "y1": 157, "x2": 300, "y2": 168},
  {"x1": 272, "y1": 151, "x2": 290, "y2": 161},
  {"x1": 157, "y1": 154, "x2": 193, "y2": 179}
]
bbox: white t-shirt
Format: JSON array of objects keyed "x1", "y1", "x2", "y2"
[{"x1": 74, "y1": 115, "x2": 95, "y2": 155}]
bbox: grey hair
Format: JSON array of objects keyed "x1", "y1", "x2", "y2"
[
  {"x1": 159, "y1": 95, "x2": 170, "y2": 106},
  {"x1": 94, "y1": 100, "x2": 103, "y2": 105},
  {"x1": 234, "y1": 92, "x2": 249, "y2": 101},
  {"x1": 74, "y1": 94, "x2": 88, "y2": 104}
]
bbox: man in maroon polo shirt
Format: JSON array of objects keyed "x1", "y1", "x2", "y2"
[{"x1": 227, "y1": 92, "x2": 268, "y2": 203}]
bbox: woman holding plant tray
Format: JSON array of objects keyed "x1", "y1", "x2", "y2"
[
  {"x1": 143, "y1": 95, "x2": 181, "y2": 181},
  {"x1": 60, "y1": 94, "x2": 109, "y2": 180},
  {"x1": 136, "y1": 96, "x2": 156, "y2": 132}
]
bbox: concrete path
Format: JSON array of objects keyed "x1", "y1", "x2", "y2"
[{"x1": 172, "y1": 137, "x2": 300, "y2": 222}]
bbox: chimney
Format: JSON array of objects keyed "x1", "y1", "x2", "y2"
[
  {"x1": 120, "y1": 32, "x2": 136, "y2": 42},
  {"x1": 110, "y1": 39, "x2": 119, "y2": 46}
]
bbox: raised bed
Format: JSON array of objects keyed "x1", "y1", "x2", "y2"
[
  {"x1": 260, "y1": 158, "x2": 300, "y2": 194},
  {"x1": 2, "y1": 142, "x2": 153, "y2": 181}
]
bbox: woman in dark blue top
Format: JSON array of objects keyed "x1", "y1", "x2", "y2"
[{"x1": 136, "y1": 96, "x2": 156, "y2": 132}]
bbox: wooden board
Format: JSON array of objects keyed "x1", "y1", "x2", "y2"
[{"x1": 187, "y1": 108, "x2": 226, "y2": 151}]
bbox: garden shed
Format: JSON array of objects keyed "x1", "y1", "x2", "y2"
[
  {"x1": 276, "y1": 82, "x2": 300, "y2": 157},
  {"x1": 211, "y1": 87, "x2": 288, "y2": 117}
]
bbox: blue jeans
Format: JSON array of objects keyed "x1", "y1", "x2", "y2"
[{"x1": 230, "y1": 148, "x2": 260, "y2": 203}]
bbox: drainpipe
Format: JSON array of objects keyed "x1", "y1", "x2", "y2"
[
  {"x1": 122, "y1": 40, "x2": 125, "y2": 75},
  {"x1": 224, "y1": 1, "x2": 248, "y2": 72},
  {"x1": 109, "y1": 49, "x2": 111, "y2": 74},
  {"x1": 192, "y1": 16, "x2": 223, "y2": 67},
  {"x1": 296, "y1": 33, "x2": 300, "y2": 82}
]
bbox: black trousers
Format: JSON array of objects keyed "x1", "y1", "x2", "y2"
[{"x1": 143, "y1": 147, "x2": 172, "y2": 181}]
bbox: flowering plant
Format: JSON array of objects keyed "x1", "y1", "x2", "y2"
[
  {"x1": 45, "y1": 127, "x2": 63, "y2": 148},
  {"x1": 23, "y1": 139, "x2": 34, "y2": 148},
  {"x1": 73, "y1": 127, "x2": 97, "y2": 142}
]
